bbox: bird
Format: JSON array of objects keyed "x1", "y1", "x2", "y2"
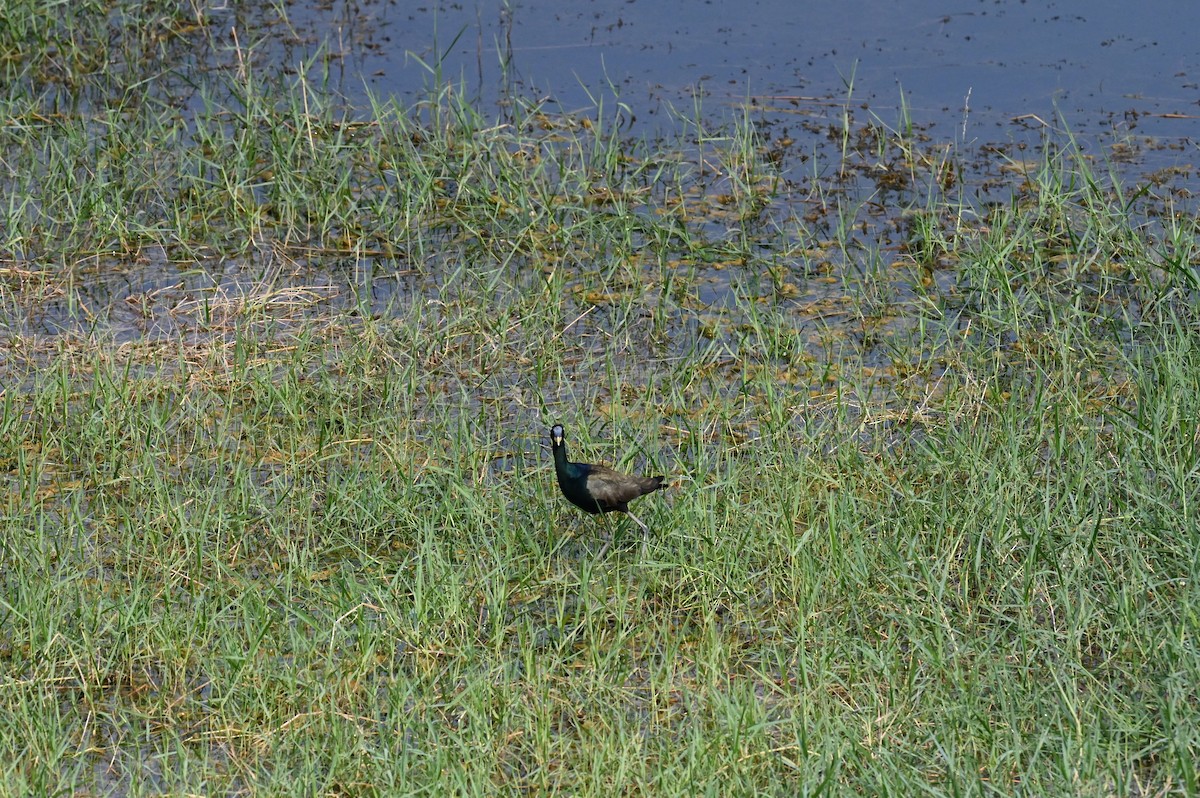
[{"x1": 549, "y1": 424, "x2": 665, "y2": 555}]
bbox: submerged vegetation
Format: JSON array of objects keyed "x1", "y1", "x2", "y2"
[{"x1": 1, "y1": 2, "x2": 1199, "y2": 795}]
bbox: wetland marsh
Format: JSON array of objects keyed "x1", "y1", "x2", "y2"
[{"x1": 1, "y1": 1, "x2": 1199, "y2": 794}]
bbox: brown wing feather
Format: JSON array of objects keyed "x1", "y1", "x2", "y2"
[{"x1": 585, "y1": 465, "x2": 665, "y2": 512}]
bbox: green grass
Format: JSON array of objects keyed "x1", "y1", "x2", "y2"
[{"x1": 2, "y1": 2, "x2": 1200, "y2": 795}]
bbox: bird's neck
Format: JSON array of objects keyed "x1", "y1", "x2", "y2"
[{"x1": 553, "y1": 443, "x2": 582, "y2": 478}]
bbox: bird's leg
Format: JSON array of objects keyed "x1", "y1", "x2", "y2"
[
  {"x1": 547, "y1": 525, "x2": 574, "y2": 559},
  {"x1": 627, "y1": 512, "x2": 650, "y2": 556},
  {"x1": 595, "y1": 516, "x2": 615, "y2": 559}
]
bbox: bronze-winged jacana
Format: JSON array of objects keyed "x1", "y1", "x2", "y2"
[{"x1": 549, "y1": 424, "x2": 665, "y2": 555}]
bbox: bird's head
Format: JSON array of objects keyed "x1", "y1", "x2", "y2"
[{"x1": 550, "y1": 424, "x2": 565, "y2": 448}]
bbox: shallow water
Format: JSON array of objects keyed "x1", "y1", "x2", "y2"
[
  {"x1": 300, "y1": 0, "x2": 1199, "y2": 162},
  {"x1": 6, "y1": 0, "x2": 1197, "y2": 351}
]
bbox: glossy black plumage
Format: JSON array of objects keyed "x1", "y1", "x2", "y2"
[{"x1": 549, "y1": 424, "x2": 664, "y2": 550}]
